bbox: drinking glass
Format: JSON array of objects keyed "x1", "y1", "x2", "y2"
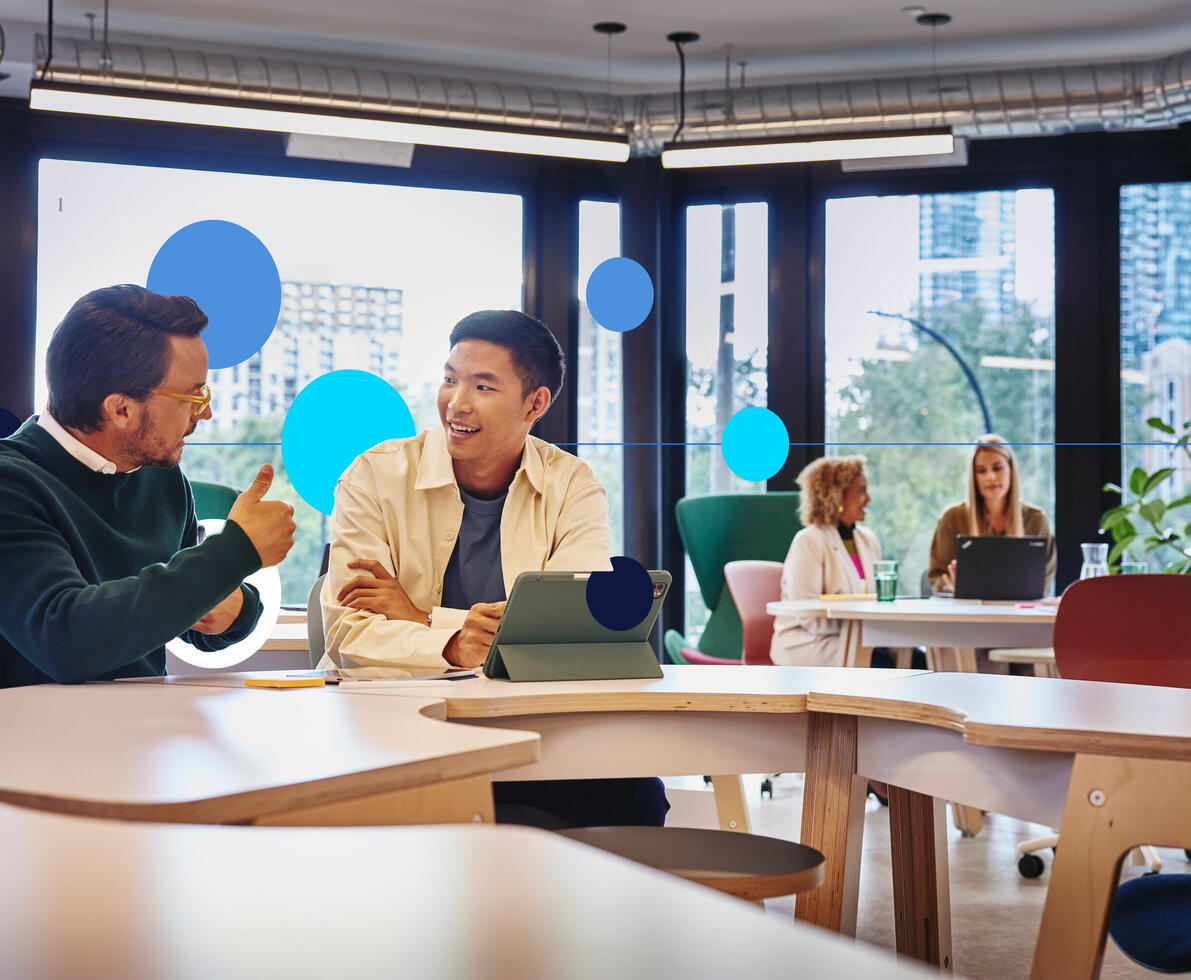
[
  {"x1": 1079, "y1": 543, "x2": 1109, "y2": 580},
  {"x1": 1118, "y1": 561, "x2": 1147, "y2": 575},
  {"x1": 873, "y1": 560, "x2": 898, "y2": 602}
]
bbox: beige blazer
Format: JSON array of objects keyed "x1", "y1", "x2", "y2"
[
  {"x1": 320, "y1": 426, "x2": 612, "y2": 672},
  {"x1": 770, "y1": 522, "x2": 882, "y2": 667}
]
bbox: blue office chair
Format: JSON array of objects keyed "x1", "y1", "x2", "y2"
[{"x1": 1110, "y1": 874, "x2": 1191, "y2": 973}]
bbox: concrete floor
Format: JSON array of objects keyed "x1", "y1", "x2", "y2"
[{"x1": 664, "y1": 774, "x2": 1184, "y2": 979}]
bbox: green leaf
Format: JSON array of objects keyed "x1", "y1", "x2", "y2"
[
  {"x1": 1166, "y1": 494, "x2": 1191, "y2": 511},
  {"x1": 1185, "y1": 521, "x2": 1191, "y2": 538},
  {"x1": 1113, "y1": 518, "x2": 1136, "y2": 541},
  {"x1": 1098, "y1": 506, "x2": 1132, "y2": 532},
  {"x1": 1107, "y1": 534, "x2": 1136, "y2": 564},
  {"x1": 1138, "y1": 499, "x2": 1167, "y2": 525},
  {"x1": 1140, "y1": 468, "x2": 1176, "y2": 497},
  {"x1": 1102, "y1": 482, "x2": 1123, "y2": 495},
  {"x1": 1129, "y1": 467, "x2": 1147, "y2": 495},
  {"x1": 1147, "y1": 417, "x2": 1177, "y2": 435}
]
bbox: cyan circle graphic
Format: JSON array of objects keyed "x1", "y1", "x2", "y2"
[
  {"x1": 585, "y1": 555, "x2": 654, "y2": 632},
  {"x1": 147, "y1": 220, "x2": 282, "y2": 369},
  {"x1": 585, "y1": 257, "x2": 654, "y2": 333},
  {"x1": 721, "y1": 407, "x2": 790, "y2": 483},
  {"x1": 282, "y1": 370, "x2": 416, "y2": 515},
  {"x1": 0, "y1": 408, "x2": 20, "y2": 439}
]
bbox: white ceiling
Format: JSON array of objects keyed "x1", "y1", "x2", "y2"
[{"x1": 3, "y1": 0, "x2": 1191, "y2": 94}]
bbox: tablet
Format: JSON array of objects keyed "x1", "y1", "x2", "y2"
[{"x1": 482, "y1": 569, "x2": 671, "y2": 681}]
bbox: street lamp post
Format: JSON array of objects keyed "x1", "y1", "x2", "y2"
[{"x1": 869, "y1": 309, "x2": 993, "y2": 434}]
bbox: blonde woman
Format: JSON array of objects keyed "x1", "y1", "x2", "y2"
[
  {"x1": 770, "y1": 455, "x2": 881, "y2": 667},
  {"x1": 928, "y1": 434, "x2": 1056, "y2": 593}
]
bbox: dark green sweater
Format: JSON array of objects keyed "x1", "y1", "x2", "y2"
[{"x1": 0, "y1": 418, "x2": 263, "y2": 687}]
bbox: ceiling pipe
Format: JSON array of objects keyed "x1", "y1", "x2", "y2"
[{"x1": 33, "y1": 34, "x2": 1191, "y2": 156}]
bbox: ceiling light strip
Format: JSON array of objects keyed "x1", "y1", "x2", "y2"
[
  {"x1": 29, "y1": 83, "x2": 631, "y2": 163},
  {"x1": 661, "y1": 130, "x2": 954, "y2": 168}
]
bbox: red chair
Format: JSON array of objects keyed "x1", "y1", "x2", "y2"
[
  {"x1": 723, "y1": 561, "x2": 783, "y2": 666},
  {"x1": 1017, "y1": 574, "x2": 1191, "y2": 879},
  {"x1": 1053, "y1": 574, "x2": 1191, "y2": 687}
]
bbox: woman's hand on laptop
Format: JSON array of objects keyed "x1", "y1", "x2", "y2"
[
  {"x1": 339, "y1": 559, "x2": 431, "y2": 626},
  {"x1": 941, "y1": 559, "x2": 957, "y2": 592},
  {"x1": 443, "y1": 602, "x2": 505, "y2": 668}
]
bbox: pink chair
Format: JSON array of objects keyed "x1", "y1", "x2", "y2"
[{"x1": 724, "y1": 560, "x2": 783, "y2": 666}]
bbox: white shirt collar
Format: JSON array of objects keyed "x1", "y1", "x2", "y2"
[{"x1": 37, "y1": 412, "x2": 123, "y2": 475}]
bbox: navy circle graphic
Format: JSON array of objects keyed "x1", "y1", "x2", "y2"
[{"x1": 585, "y1": 555, "x2": 654, "y2": 632}]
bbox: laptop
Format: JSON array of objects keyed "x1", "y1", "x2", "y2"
[
  {"x1": 953, "y1": 535, "x2": 1049, "y2": 601},
  {"x1": 482, "y1": 569, "x2": 671, "y2": 681}
]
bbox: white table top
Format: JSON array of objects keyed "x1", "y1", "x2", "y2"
[
  {"x1": 0, "y1": 682, "x2": 538, "y2": 822},
  {"x1": 0, "y1": 804, "x2": 936, "y2": 980},
  {"x1": 809, "y1": 671, "x2": 1191, "y2": 760},
  {"x1": 767, "y1": 596, "x2": 1057, "y2": 623}
]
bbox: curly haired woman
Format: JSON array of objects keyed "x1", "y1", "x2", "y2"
[{"x1": 770, "y1": 455, "x2": 880, "y2": 666}]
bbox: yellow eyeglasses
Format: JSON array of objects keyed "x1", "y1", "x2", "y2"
[{"x1": 152, "y1": 384, "x2": 211, "y2": 419}]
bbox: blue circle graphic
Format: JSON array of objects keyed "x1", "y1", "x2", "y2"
[
  {"x1": 721, "y1": 407, "x2": 790, "y2": 483},
  {"x1": 585, "y1": 257, "x2": 654, "y2": 333},
  {"x1": 147, "y1": 220, "x2": 282, "y2": 370},
  {"x1": 585, "y1": 555, "x2": 654, "y2": 632},
  {"x1": 0, "y1": 408, "x2": 20, "y2": 439},
  {"x1": 282, "y1": 370, "x2": 416, "y2": 515}
]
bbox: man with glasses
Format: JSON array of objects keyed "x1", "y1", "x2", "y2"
[{"x1": 0, "y1": 284, "x2": 296, "y2": 687}]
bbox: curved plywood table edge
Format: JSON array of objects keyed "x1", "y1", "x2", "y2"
[
  {"x1": 441, "y1": 689, "x2": 812, "y2": 719},
  {"x1": 962, "y1": 722, "x2": 1191, "y2": 760},
  {"x1": 805, "y1": 691, "x2": 969, "y2": 734},
  {"x1": 0, "y1": 698, "x2": 540, "y2": 825}
]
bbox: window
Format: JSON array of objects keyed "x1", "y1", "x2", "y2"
[
  {"x1": 575, "y1": 200, "x2": 624, "y2": 556},
  {"x1": 683, "y1": 202, "x2": 768, "y2": 636},
  {"x1": 1120, "y1": 182, "x2": 1191, "y2": 559},
  {"x1": 825, "y1": 189, "x2": 1056, "y2": 594},
  {"x1": 36, "y1": 159, "x2": 523, "y2": 603}
]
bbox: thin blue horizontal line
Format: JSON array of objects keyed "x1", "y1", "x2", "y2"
[{"x1": 186, "y1": 441, "x2": 1184, "y2": 448}]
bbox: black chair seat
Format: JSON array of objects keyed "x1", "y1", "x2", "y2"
[{"x1": 558, "y1": 826, "x2": 824, "y2": 901}]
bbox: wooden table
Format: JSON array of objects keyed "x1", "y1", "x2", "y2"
[
  {"x1": 0, "y1": 804, "x2": 937, "y2": 980},
  {"x1": 337, "y1": 665, "x2": 927, "y2": 942},
  {"x1": 145, "y1": 664, "x2": 924, "y2": 940},
  {"x1": 767, "y1": 597, "x2": 1056, "y2": 669},
  {"x1": 0, "y1": 682, "x2": 537, "y2": 825},
  {"x1": 769, "y1": 597, "x2": 1058, "y2": 834},
  {"x1": 805, "y1": 671, "x2": 1191, "y2": 979}
]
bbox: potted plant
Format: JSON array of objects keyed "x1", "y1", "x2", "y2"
[{"x1": 1100, "y1": 417, "x2": 1191, "y2": 573}]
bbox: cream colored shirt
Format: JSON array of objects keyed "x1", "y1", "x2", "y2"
[
  {"x1": 770, "y1": 522, "x2": 882, "y2": 667},
  {"x1": 321, "y1": 426, "x2": 613, "y2": 672}
]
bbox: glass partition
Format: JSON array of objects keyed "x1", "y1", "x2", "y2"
[
  {"x1": 37, "y1": 159, "x2": 524, "y2": 603},
  {"x1": 825, "y1": 189, "x2": 1056, "y2": 594}
]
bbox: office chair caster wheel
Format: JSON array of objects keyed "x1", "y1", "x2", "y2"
[
  {"x1": 1018, "y1": 853, "x2": 1045, "y2": 879},
  {"x1": 761, "y1": 778, "x2": 773, "y2": 799}
]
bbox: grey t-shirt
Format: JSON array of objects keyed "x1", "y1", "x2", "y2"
[{"x1": 441, "y1": 487, "x2": 507, "y2": 610}]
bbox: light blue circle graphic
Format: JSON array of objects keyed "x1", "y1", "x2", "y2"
[
  {"x1": 282, "y1": 370, "x2": 416, "y2": 515},
  {"x1": 585, "y1": 257, "x2": 654, "y2": 333},
  {"x1": 721, "y1": 407, "x2": 790, "y2": 483},
  {"x1": 147, "y1": 220, "x2": 282, "y2": 369}
]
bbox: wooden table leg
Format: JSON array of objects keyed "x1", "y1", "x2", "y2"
[
  {"x1": 710, "y1": 775, "x2": 751, "y2": 833},
  {"x1": 796, "y1": 712, "x2": 867, "y2": 936},
  {"x1": 1031, "y1": 754, "x2": 1191, "y2": 980},
  {"x1": 889, "y1": 786, "x2": 953, "y2": 972},
  {"x1": 926, "y1": 646, "x2": 984, "y2": 837}
]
